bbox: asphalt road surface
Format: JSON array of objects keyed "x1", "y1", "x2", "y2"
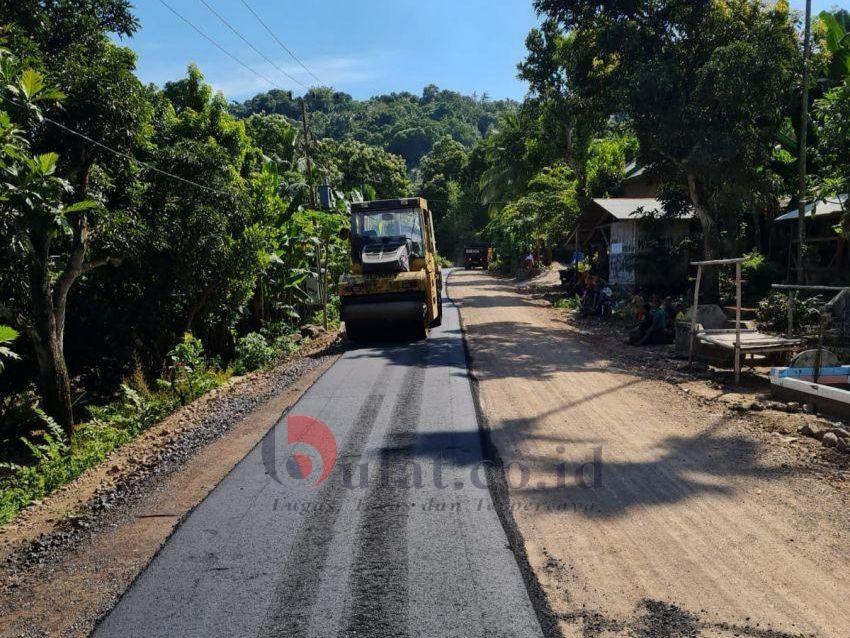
[{"x1": 93, "y1": 278, "x2": 543, "y2": 638}]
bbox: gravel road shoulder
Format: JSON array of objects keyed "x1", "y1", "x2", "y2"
[{"x1": 0, "y1": 334, "x2": 341, "y2": 638}]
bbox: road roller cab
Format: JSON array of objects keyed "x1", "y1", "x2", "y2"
[{"x1": 339, "y1": 198, "x2": 443, "y2": 341}]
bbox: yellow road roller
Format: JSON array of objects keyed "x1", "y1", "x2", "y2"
[{"x1": 338, "y1": 198, "x2": 442, "y2": 341}]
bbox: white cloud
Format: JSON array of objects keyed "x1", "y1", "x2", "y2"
[{"x1": 208, "y1": 56, "x2": 377, "y2": 98}]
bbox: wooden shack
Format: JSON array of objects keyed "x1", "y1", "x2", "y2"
[{"x1": 569, "y1": 164, "x2": 693, "y2": 290}]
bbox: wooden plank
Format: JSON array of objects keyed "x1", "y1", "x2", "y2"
[
  {"x1": 787, "y1": 289, "x2": 795, "y2": 339},
  {"x1": 690, "y1": 258, "x2": 746, "y2": 266},
  {"x1": 735, "y1": 262, "x2": 742, "y2": 384},
  {"x1": 772, "y1": 284, "x2": 848, "y2": 292},
  {"x1": 689, "y1": 265, "x2": 702, "y2": 364}
]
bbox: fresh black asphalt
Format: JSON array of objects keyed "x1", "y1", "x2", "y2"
[{"x1": 93, "y1": 281, "x2": 544, "y2": 638}]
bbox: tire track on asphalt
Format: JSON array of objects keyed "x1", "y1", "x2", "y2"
[
  {"x1": 258, "y1": 375, "x2": 388, "y2": 637},
  {"x1": 340, "y1": 361, "x2": 427, "y2": 638}
]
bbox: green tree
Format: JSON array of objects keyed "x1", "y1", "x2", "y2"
[
  {"x1": 531, "y1": 0, "x2": 799, "y2": 297},
  {"x1": 314, "y1": 138, "x2": 411, "y2": 198},
  {"x1": 486, "y1": 163, "x2": 580, "y2": 264},
  {"x1": 813, "y1": 81, "x2": 850, "y2": 243},
  {"x1": 479, "y1": 109, "x2": 543, "y2": 206},
  {"x1": 584, "y1": 132, "x2": 639, "y2": 197},
  {"x1": 0, "y1": 59, "x2": 109, "y2": 433},
  {"x1": 130, "y1": 66, "x2": 266, "y2": 359},
  {"x1": 420, "y1": 136, "x2": 469, "y2": 226},
  {"x1": 244, "y1": 114, "x2": 297, "y2": 167},
  {"x1": 231, "y1": 84, "x2": 516, "y2": 170}
]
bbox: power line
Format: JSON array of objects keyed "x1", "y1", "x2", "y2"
[
  {"x1": 0, "y1": 94, "x2": 230, "y2": 196},
  {"x1": 157, "y1": 0, "x2": 293, "y2": 93},
  {"x1": 196, "y1": 0, "x2": 309, "y2": 90},
  {"x1": 238, "y1": 0, "x2": 323, "y2": 86}
]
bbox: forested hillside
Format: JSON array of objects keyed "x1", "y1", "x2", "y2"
[{"x1": 231, "y1": 85, "x2": 516, "y2": 168}]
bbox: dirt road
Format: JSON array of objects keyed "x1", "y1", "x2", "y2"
[{"x1": 450, "y1": 269, "x2": 850, "y2": 638}]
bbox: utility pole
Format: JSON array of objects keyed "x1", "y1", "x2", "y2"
[
  {"x1": 300, "y1": 98, "x2": 317, "y2": 208},
  {"x1": 797, "y1": 0, "x2": 812, "y2": 284}
]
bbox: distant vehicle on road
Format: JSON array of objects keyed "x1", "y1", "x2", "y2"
[
  {"x1": 463, "y1": 242, "x2": 492, "y2": 270},
  {"x1": 338, "y1": 197, "x2": 442, "y2": 341}
]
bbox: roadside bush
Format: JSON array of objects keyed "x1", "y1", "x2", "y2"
[
  {"x1": 553, "y1": 296, "x2": 581, "y2": 310},
  {"x1": 741, "y1": 250, "x2": 781, "y2": 303},
  {"x1": 261, "y1": 322, "x2": 301, "y2": 356},
  {"x1": 719, "y1": 250, "x2": 781, "y2": 305},
  {"x1": 0, "y1": 414, "x2": 72, "y2": 524},
  {"x1": 436, "y1": 254, "x2": 453, "y2": 268},
  {"x1": 157, "y1": 334, "x2": 225, "y2": 405},
  {"x1": 308, "y1": 296, "x2": 341, "y2": 330},
  {"x1": 756, "y1": 292, "x2": 825, "y2": 333},
  {"x1": 487, "y1": 257, "x2": 505, "y2": 273},
  {"x1": 234, "y1": 332, "x2": 277, "y2": 375},
  {"x1": 0, "y1": 335, "x2": 230, "y2": 525}
]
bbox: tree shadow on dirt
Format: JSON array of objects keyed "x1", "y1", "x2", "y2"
[{"x1": 376, "y1": 412, "x2": 796, "y2": 521}]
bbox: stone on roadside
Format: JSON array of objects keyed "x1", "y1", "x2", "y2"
[
  {"x1": 822, "y1": 432, "x2": 839, "y2": 448},
  {"x1": 785, "y1": 402, "x2": 801, "y2": 413},
  {"x1": 798, "y1": 423, "x2": 822, "y2": 439},
  {"x1": 802, "y1": 403, "x2": 817, "y2": 415},
  {"x1": 300, "y1": 324, "x2": 325, "y2": 339}
]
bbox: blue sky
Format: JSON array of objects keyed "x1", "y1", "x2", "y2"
[{"x1": 124, "y1": 1, "x2": 840, "y2": 103}]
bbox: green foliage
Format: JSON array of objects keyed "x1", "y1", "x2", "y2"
[
  {"x1": 0, "y1": 343, "x2": 229, "y2": 525},
  {"x1": 231, "y1": 85, "x2": 516, "y2": 168},
  {"x1": 0, "y1": 325, "x2": 20, "y2": 373},
  {"x1": 741, "y1": 250, "x2": 781, "y2": 303},
  {"x1": 245, "y1": 114, "x2": 297, "y2": 166},
  {"x1": 817, "y1": 11, "x2": 850, "y2": 86},
  {"x1": 813, "y1": 81, "x2": 850, "y2": 239},
  {"x1": 585, "y1": 133, "x2": 639, "y2": 197},
  {"x1": 308, "y1": 295, "x2": 341, "y2": 330},
  {"x1": 0, "y1": 412, "x2": 72, "y2": 525},
  {"x1": 486, "y1": 163, "x2": 580, "y2": 264},
  {"x1": 157, "y1": 334, "x2": 224, "y2": 407},
  {"x1": 756, "y1": 292, "x2": 826, "y2": 334},
  {"x1": 233, "y1": 332, "x2": 277, "y2": 375},
  {"x1": 553, "y1": 296, "x2": 581, "y2": 310},
  {"x1": 487, "y1": 257, "x2": 506, "y2": 273},
  {"x1": 313, "y1": 138, "x2": 411, "y2": 198}
]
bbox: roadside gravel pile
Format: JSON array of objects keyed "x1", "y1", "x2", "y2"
[{"x1": 1, "y1": 335, "x2": 342, "y2": 575}]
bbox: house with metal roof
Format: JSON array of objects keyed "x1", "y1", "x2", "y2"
[
  {"x1": 771, "y1": 194, "x2": 848, "y2": 283},
  {"x1": 568, "y1": 166, "x2": 694, "y2": 290}
]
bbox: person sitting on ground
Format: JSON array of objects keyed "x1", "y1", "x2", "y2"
[
  {"x1": 632, "y1": 294, "x2": 646, "y2": 323},
  {"x1": 582, "y1": 274, "x2": 600, "y2": 313},
  {"x1": 636, "y1": 300, "x2": 670, "y2": 346},
  {"x1": 629, "y1": 303, "x2": 653, "y2": 344}
]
